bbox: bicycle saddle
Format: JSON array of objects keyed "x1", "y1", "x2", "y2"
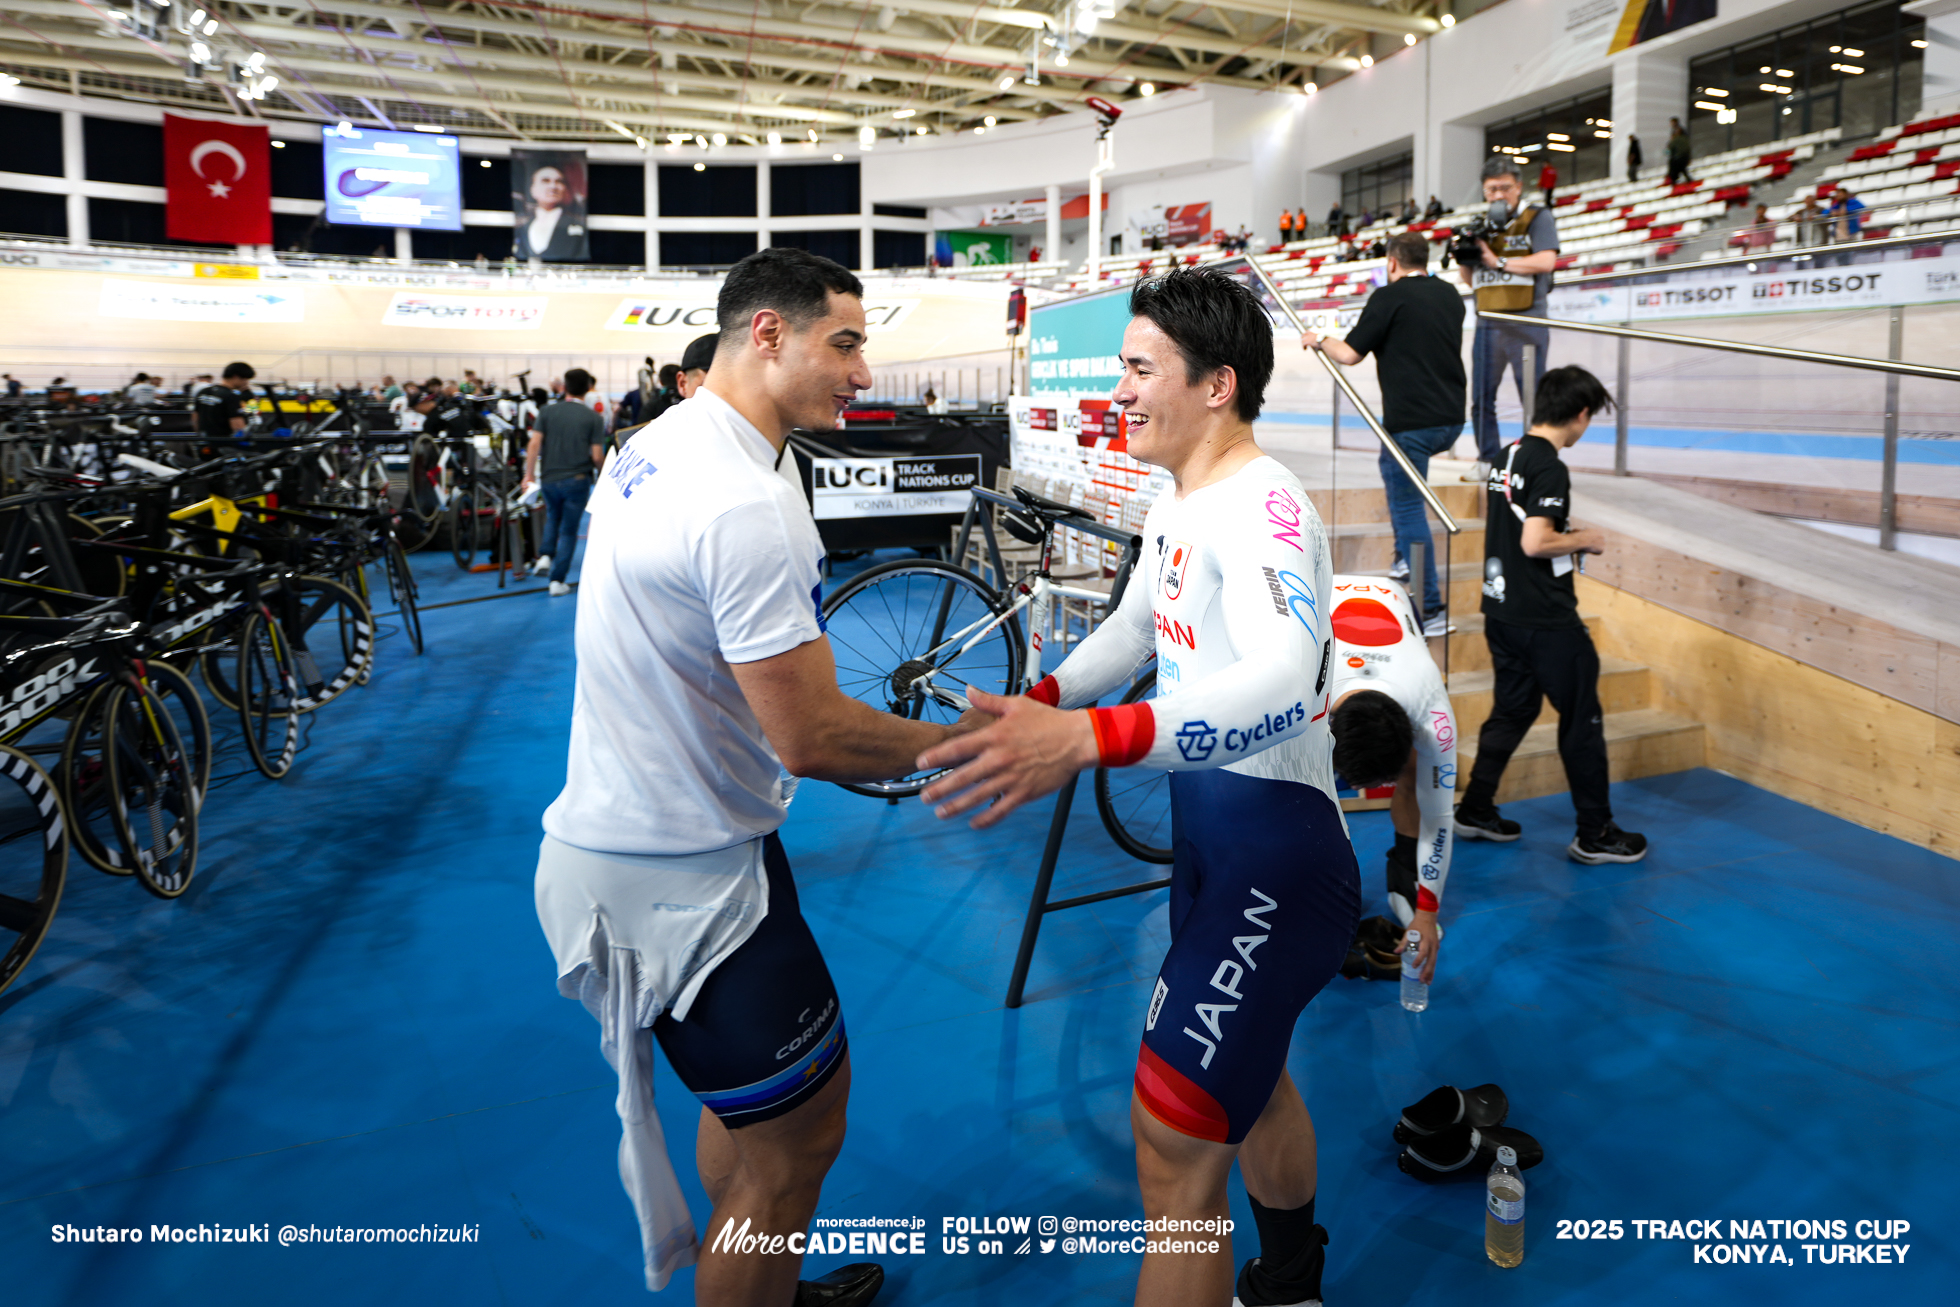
[{"x1": 1002, "y1": 485, "x2": 1094, "y2": 544}]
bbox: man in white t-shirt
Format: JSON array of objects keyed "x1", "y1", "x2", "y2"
[{"x1": 535, "y1": 248, "x2": 969, "y2": 1306}]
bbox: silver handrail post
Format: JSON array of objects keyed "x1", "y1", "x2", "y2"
[
  {"x1": 1521, "y1": 343, "x2": 1536, "y2": 431},
  {"x1": 1880, "y1": 304, "x2": 1903, "y2": 551},
  {"x1": 1614, "y1": 329, "x2": 1631, "y2": 477},
  {"x1": 1236, "y1": 256, "x2": 1461, "y2": 534}
]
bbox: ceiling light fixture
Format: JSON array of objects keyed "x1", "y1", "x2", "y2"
[
  {"x1": 916, "y1": 126, "x2": 928, "y2": 135},
  {"x1": 1360, "y1": 54, "x2": 1373, "y2": 67},
  {"x1": 480, "y1": 158, "x2": 492, "y2": 167},
  {"x1": 270, "y1": 138, "x2": 284, "y2": 147},
  {"x1": 1302, "y1": 81, "x2": 1316, "y2": 95},
  {"x1": 1055, "y1": 53, "x2": 1069, "y2": 66},
  {"x1": 712, "y1": 132, "x2": 727, "y2": 146},
  {"x1": 893, "y1": 108, "x2": 915, "y2": 118},
  {"x1": 1404, "y1": 33, "x2": 1415, "y2": 45},
  {"x1": 999, "y1": 75, "x2": 1015, "y2": 90},
  {"x1": 1702, "y1": 87, "x2": 1728, "y2": 97},
  {"x1": 1546, "y1": 132, "x2": 1569, "y2": 140},
  {"x1": 693, "y1": 162, "x2": 705, "y2": 171},
  {"x1": 201, "y1": 17, "x2": 216, "y2": 34},
  {"x1": 1441, "y1": 12, "x2": 1454, "y2": 25},
  {"x1": 411, "y1": 124, "x2": 442, "y2": 133},
  {"x1": 832, "y1": 152, "x2": 844, "y2": 160},
  {"x1": 767, "y1": 131, "x2": 782, "y2": 145},
  {"x1": 973, "y1": 126, "x2": 986, "y2": 135},
  {"x1": 188, "y1": 7, "x2": 204, "y2": 24},
  {"x1": 1139, "y1": 82, "x2": 1156, "y2": 97}
]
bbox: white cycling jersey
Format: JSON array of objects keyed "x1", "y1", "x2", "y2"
[
  {"x1": 1034, "y1": 455, "x2": 1339, "y2": 804},
  {"x1": 1326, "y1": 575, "x2": 1456, "y2": 921}
]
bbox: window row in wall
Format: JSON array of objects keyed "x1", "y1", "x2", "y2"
[
  {"x1": 0, "y1": 107, "x2": 866, "y2": 217},
  {"x1": 0, "y1": 190, "x2": 924, "y2": 269}
]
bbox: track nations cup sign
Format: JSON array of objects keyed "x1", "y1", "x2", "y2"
[
  {"x1": 809, "y1": 455, "x2": 981, "y2": 520},
  {"x1": 381, "y1": 293, "x2": 547, "y2": 330}
]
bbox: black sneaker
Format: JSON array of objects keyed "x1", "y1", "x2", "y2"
[
  {"x1": 1233, "y1": 1226, "x2": 1328, "y2": 1307},
  {"x1": 1568, "y1": 822, "x2": 1648, "y2": 865},
  {"x1": 796, "y1": 1263, "x2": 884, "y2": 1307},
  {"x1": 1453, "y1": 804, "x2": 1521, "y2": 842}
]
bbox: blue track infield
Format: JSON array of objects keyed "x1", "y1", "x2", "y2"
[{"x1": 1, "y1": 546, "x2": 1953, "y2": 1306}]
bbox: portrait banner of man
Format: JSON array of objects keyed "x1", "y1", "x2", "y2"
[{"x1": 512, "y1": 149, "x2": 591, "y2": 262}]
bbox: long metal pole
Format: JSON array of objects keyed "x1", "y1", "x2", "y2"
[
  {"x1": 1521, "y1": 344, "x2": 1536, "y2": 431},
  {"x1": 1235, "y1": 259, "x2": 1459, "y2": 531},
  {"x1": 1614, "y1": 329, "x2": 1630, "y2": 476},
  {"x1": 1880, "y1": 304, "x2": 1903, "y2": 551},
  {"x1": 1478, "y1": 310, "x2": 1960, "y2": 383}
]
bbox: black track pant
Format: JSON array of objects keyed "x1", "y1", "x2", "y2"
[{"x1": 1461, "y1": 616, "x2": 1612, "y2": 836}]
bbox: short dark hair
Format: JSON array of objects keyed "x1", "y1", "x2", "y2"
[
  {"x1": 681, "y1": 332, "x2": 718, "y2": 375},
  {"x1": 1126, "y1": 266, "x2": 1274, "y2": 422},
  {"x1": 1533, "y1": 365, "x2": 1614, "y2": 428},
  {"x1": 1386, "y1": 232, "x2": 1428, "y2": 271},
  {"x1": 1330, "y1": 690, "x2": 1414, "y2": 788},
  {"x1": 717, "y1": 247, "x2": 864, "y2": 353},
  {"x1": 221, "y1": 361, "x2": 255, "y2": 380},
  {"x1": 563, "y1": 367, "x2": 593, "y2": 398},
  {"x1": 1480, "y1": 156, "x2": 1521, "y2": 183},
  {"x1": 658, "y1": 362, "x2": 681, "y2": 388}
]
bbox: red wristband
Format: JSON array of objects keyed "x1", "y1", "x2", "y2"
[
  {"x1": 1088, "y1": 702, "x2": 1156, "y2": 768},
  {"x1": 1024, "y1": 675, "x2": 1061, "y2": 707},
  {"x1": 1416, "y1": 887, "x2": 1440, "y2": 913}
]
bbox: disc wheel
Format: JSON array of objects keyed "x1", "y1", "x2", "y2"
[
  {"x1": 1093, "y1": 668, "x2": 1174, "y2": 864},
  {"x1": 102, "y1": 676, "x2": 199, "y2": 899},
  {"x1": 235, "y1": 609, "x2": 301, "y2": 780},
  {"x1": 820, "y1": 559, "x2": 1022, "y2": 799},
  {"x1": 0, "y1": 742, "x2": 68, "y2": 998},
  {"x1": 60, "y1": 662, "x2": 209, "y2": 878},
  {"x1": 206, "y1": 577, "x2": 373, "y2": 714}
]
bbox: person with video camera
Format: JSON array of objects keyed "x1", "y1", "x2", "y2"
[{"x1": 1458, "y1": 157, "x2": 1561, "y2": 481}]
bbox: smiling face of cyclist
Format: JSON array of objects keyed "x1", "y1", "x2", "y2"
[
  {"x1": 760, "y1": 290, "x2": 872, "y2": 434},
  {"x1": 529, "y1": 166, "x2": 569, "y2": 212},
  {"x1": 1112, "y1": 315, "x2": 1241, "y2": 474}
]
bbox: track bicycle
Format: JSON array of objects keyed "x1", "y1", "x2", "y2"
[{"x1": 820, "y1": 486, "x2": 1170, "y2": 865}]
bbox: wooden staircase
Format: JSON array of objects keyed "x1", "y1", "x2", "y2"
[{"x1": 1309, "y1": 480, "x2": 1706, "y2": 807}]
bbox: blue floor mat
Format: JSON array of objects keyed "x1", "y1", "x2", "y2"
[{"x1": 2, "y1": 546, "x2": 1952, "y2": 1305}]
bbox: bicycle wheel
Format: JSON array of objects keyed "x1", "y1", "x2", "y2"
[
  {"x1": 273, "y1": 574, "x2": 375, "y2": 712},
  {"x1": 820, "y1": 559, "x2": 1023, "y2": 799},
  {"x1": 388, "y1": 539, "x2": 424, "y2": 654},
  {"x1": 59, "y1": 662, "x2": 209, "y2": 878},
  {"x1": 404, "y1": 434, "x2": 442, "y2": 523},
  {"x1": 102, "y1": 677, "x2": 199, "y2": 899},
  {"x1": 0, "y1": 742, "x2": 68, "y2": 997},
  {"x1": 449, "y1": 489, "x2": 479, "y2": 569},
  {"x1": 235, "y1": 609, "x2": 300, "y2": 779},
  {"x1": 1094, "y1": 668, "x2": 1174, "y2": 864}
]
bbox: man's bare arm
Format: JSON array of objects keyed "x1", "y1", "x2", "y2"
[{"x1": 730, "y1": 635, "x2": 972, "y2": 782}]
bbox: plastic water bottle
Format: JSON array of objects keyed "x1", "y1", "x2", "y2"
[
  {"x1": 1485, "y1": 1145, "x2": 1525, "y2": 1268},
  {"x1": 1399, "y1": 929, "x2": 1428, "y2": 1012}
]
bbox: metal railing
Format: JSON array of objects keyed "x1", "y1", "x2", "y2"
[{"x1": 1477, "y1": 309, "x2": 1960, "y2": 550}]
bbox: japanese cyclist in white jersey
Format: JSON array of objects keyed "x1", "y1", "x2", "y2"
[
  {"x1": 1324, "y1": 576, "x2": 1459, "y2": 984},
  {"x1": 920, "y1": 268, "x2": 1359, "y2": 1307}
]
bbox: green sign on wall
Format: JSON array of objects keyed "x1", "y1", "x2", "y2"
[{"x1": 937, "y1": 229, "x2": 1014, "y2": 268}]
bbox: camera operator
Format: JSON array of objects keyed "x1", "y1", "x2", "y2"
[
  {"x1": 1458, "y1": 157, "x2": 1560, "y2": 479},
  {"x1": 1302, "y1": 231, "x2": 1463, "y2": 635}
]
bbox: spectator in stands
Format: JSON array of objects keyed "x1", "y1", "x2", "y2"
[
  {"x1": 1665, "y1": 118, "x2": 1691, "y2": 184},
  {"x1": 677, "y1": 332, "x2": 717, "y2": 399},
  {"x1": 1746, "y1": 202, "x2": 1775, "y2": 251},
  {"x1": 524, "y1": 366, "x2": 606, "y2": 596},
  {"x1": 923, "y1": 387, "x2": 948, "y2": 415},
  {"x1": 1798, "y1": 193, "x2": 1825, "y2": 246},
  {"x1": 1424, "y1": 195, "x2": 1445, "y2": 221},
  {"x1": 1326, "y1": 201, "x2": 1345, "y2": 236},
  {"x1": 1461, "y1": 156, "x2": 1560, "y2": 478},
  {"x1": 1539, "y1": 160, "x2": 1558, "y2": 207},
  {"x1": 1401, "y1": 197, "x2": 1418, "y2": 224},
  {"x1": 380, "y1": 374, "x2": 402, "y2": 401},
  {"x1": 1827, "y1": 186, "x2": 1867, "y2": 243},
  {"x1": 1457, "y1": 365, "x2": 1648, "y2": 867},
  {"x1": 1626, "y1": 134, "x2": 1642, "y2": 183},
  {"x1": 1302, "y1": 230, "x2": 1464, "y2": 635}
]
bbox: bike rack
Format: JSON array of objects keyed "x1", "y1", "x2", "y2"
[{"x1": 949, "y1": 486, "x2": 1171, "y2": 1009}]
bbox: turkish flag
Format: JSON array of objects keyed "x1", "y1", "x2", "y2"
[{"x1": 163, "y1": 113, "x2": 272, "y2": 245}]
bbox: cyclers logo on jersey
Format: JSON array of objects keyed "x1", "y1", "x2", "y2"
[
  {"x1": 1222, "y1": 702, "x2": 1307, "y2": 755},
  {"x1": 1265, "y1": 489, "x2": 1306, "y2": 553},
  {"x1": 1183, "y1": 889, "x2": 1275, "y2": 1071},
  {"x1": 1423, "y1": 827, "x2": 1448, "y2": 879},
  {"x1": 1161, "y1": 542, "x2": 1192, "y2": 601},
  {"x1": 608, "y1": 442, "x2": 658, "y2": 499},
  {"x1": 1175, "y1": 720, "x2": 1218, "y2": 762}
]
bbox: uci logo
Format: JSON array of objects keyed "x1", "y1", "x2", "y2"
[{"x1": 0, "y1": 252, "x2": 39, "y2": 266}]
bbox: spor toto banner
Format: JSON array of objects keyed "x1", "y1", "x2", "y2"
[
  {"x1": 605, "y1": 298, "x2": 919, "y2": 332},
  {"x1": 1548, "y1": 253, "x2": 1960, "y2": 323},
  {"x1": 382, "y1": 293, "x2": 547, "y2": 330},
  {"x1": 810, "y1": 455, "x2": 981, "y2": 520}
]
